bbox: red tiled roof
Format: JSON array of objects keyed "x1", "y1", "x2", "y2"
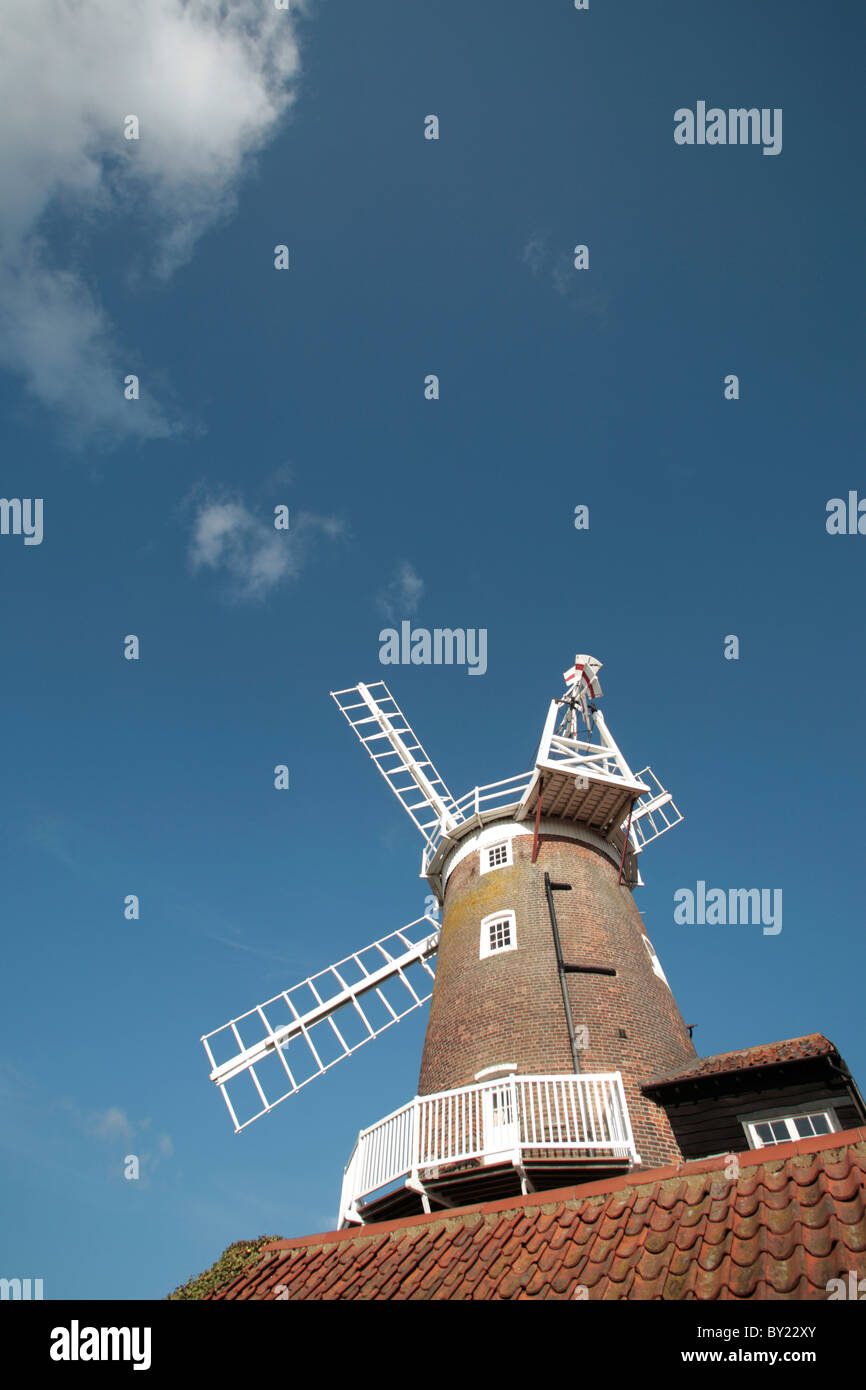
[
  {"x1": 197, "y1": 1126, "x2": 866, "y2": 1300},
  {"x1": 642, "y1": 1033, "x2": 837, "y2": 1090}
]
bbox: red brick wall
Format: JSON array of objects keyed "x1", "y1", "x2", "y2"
[{"x1": 418, "y1": 827, "x2": 697, "y2": 1168}]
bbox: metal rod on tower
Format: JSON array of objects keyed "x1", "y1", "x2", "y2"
[{"x1": 543, "y1": 873, "x2": 582, "y2": 1074}]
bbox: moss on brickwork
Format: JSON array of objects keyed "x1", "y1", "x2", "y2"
[{"x1": 167, "y1": 1235, "x2": 281, "y2": 1300}]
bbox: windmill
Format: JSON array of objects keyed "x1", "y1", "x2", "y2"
[{"x1": 202, "y1": 654, "x2": 694, "y2": 1227}]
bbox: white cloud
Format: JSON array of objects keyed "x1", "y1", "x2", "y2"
[
  {"x1": 0, "y1": 0, "x2": 307, "y2": 442},
  {"x1": 0, "y1": 248, "x2": 172, "y2": 444},
  {"x1": 89, "y1": 1106, "x2": 134, "y2": 1142},
  {"x1": 522, "y1": 233, "x2": 610, "y2": 327},
  {"x1": 378, "y1": 562, "x2": 425, "y2": 619},
  {"x1": 521, "y1": 231, "x2": 547, "y2": 276},
  {"x1": 84, "y1": 1107, "x2": 175, "y2": 1179},
  {"x1": 189, "y1": 493, "x2": 342, "y2": 600},
  {"x1": 551, "y1": 253, "x2": 574, "y2": 298}
]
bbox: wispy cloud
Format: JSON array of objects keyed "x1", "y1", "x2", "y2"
[
  {"x1": 89, "y1": 1106, "x2": 135, "y2": 1142},
  {"x1": 27, "y1": 816, "x2": 83, "y2": 877},
  {"x1": 521, "y1": 231, "x2": 547, "y2": 276},
  {"x1": 0, "y1": 249, "x2": 174, "y2": 445},
  {"x1": 0, "y1": 0, "x2": 307, "y2": 444},
  {"x1": 521, "y1": 231, "x2": 610, "y2": 327},
  {"x1": 551, "y1": 252, "x2": 576, "y2": 298},
  {"x1": 70, "y1": 1101, "x2": 174, "y2": 1182},
  {"x1": 377, "y1": 562, "x2": 425, "y2": 620},
  {"x1": 0, "y1": 1067, "x2": 175, "y2": 1193},
  {"x1": 188, "y1": 492, "x2": 343, "y2": 601},
  {"x1": 196, "y1": 926, "x2": 303, "y2": 969}
]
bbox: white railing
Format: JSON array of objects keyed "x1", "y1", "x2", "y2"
[
  {"x1": 421, "y1": 772, "x2": 533, "y2": 874},
  {"x1": 339, "y1": 1072, "x2": 637, "y2": 1226}
]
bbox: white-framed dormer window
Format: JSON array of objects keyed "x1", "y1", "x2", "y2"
[
  {"x1": 481, "y1": 840, "x2": 512, "y2": 874},
  {"x1": 742, "y1": 1106, "x2": 839, "y2": 1150},
  {"x1": 480, "y1": 911, "x2": 517, "y2": 959}
]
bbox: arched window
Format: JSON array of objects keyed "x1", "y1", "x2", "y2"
[{"x1": 480, "y1": 911, "x2": 517, "y2": 959}]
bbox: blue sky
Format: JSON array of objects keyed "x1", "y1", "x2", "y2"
[{"x1": 0, "y1": 0, "x2": 863, "y2": 1300}]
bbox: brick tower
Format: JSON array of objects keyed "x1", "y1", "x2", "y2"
[
  {"x1": 416, "y1": 655, "x2": 696, "y2": 1177},
  {"x1": 204, "y1": 654, "x2": 697, "y2": 1223},
  {"x1": 418, "y1": 821, "x2": 696, "y2": 1169}
]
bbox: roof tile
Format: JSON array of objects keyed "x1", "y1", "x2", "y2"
[
  {"x1": 196, "y1": 1129, "x2": 866, "y2": 1302},
  {"x1": 643, "y1": 1033, "x2": 836, "y2": 1089}
]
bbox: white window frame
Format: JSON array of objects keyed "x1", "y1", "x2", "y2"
[
  {"x1": 742, "y1": 1104, "x2": 840, "y2": 1150},
  {"x1": 474, "y1": 1063, "x2": 518, "y2": 1083},
  {"x1": 480, "y1": 911, "x2": 517, "y2": 959},
  {"x1": 480, "y1": 839, "x2": 512, "y2": 874}
]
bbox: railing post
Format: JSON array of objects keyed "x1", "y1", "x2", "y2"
[
  {"x1": 410, "y1": 1094, "x2": 420, "y2": 1188},
  {"x1": 338, "y1": 1136, "x2": 361, "y2": 1229},
  {"x1": 509, "y1": 1073, "x2": 520, "y2": 1165},
  {"x1": 609, "y1": 1072, "x2": 639, "y2": 1163}
]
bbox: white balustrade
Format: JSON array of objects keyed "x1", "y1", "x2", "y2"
[
  {"x1": 422, "y1": 772, "x2": 534, "y2": 873},
  {"x1": 339, "y1": 1072, "x2": 637, "y2": 1226}
]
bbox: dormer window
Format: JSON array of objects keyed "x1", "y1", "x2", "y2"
[
  {"x1": 481, "y1": 840, "x2": 512, "y2": 874},
  {"x1": 743, "y1": 1107, "x2": 838, "y2": 1150}
]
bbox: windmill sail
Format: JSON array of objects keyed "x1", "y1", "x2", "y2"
[
  {"x1": 202, "y1": 917, "x2": 441, "y2": 1132},
  {"x1": 625, "y1": 767, "x2": 684, "y2": 849},
  {"x1": 331, "y1": 682, "x2": 463, "y2": 846}
]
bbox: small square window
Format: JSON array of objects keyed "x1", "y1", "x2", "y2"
[
  {"x1": 481, "y1": 840, "x2": 512, "y2": 874},
  {"x1": 480, "y1": 911, "x2": 517, "y2": 959}
]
